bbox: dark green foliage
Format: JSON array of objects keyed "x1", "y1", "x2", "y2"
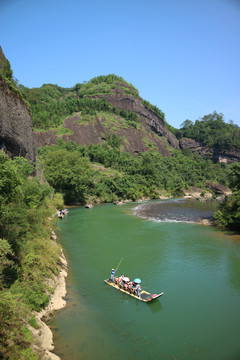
[
  {"x1": 0, "y1": 291, "x2": 37, "y2": 360},
  {"x1": 39, "y1": 140, "x2": 230, "y2": 205},
  {"x1": 21, "y1": 178, "x2": 52, "y2": 208},
  {"x1": 87, "y1": 74, "x2": 139, "y2": 96},
  {"x1": 227, "y1": 163, "x2": 240, "y2": 191},
  {"x1": 142, "y1": 99, "x2": 165, "y2": 121},
  {"x1": 0, "y1": 153, "x2": 23, "y2": 210},
  {"x1": 89, "y1": 74, "x2": 128, "y2": 85},
  {"x1": 179, "y1": 112, "x2": 240, "y2": 152},
  {"x1": 0, "y1": 239, "x2": 14, "y2": 289},
  {"x1": 214, "y1": 162, "x2": 240, "y2": 230},
  {"x1": 21, "y1": 80, "x2": 139, "y2": 129},
  {"x1": 41, "y1": 148, "x2": 95, "y2": 204},
  {"x1": 1, "y1": 59, "x2": 13, "y2": 80},
  {"x1": 0, "y1": 153, "x2": 62, "y2": 359},
  {"x1": 214, "y1": 191, "x2": 240, "y2": 230},
  {"x1": 0, "y1": 57, "x2": 27, "y2": 103},
  {"x1": 22, "y1": 286, "x2": 50, "y2": 312},
  {"x1": 106, "y1": 134, "x2": 122, "y2": 149},
  {"x1": 39, "y1": 139, "x2": 240, "y2": 231},
  {"x1": 28, "y1": 316, "x2": 39, "y2": 329}
]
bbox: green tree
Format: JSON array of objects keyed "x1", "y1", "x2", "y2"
[
  {"x1": 1, "y1": 59, "x2": 13, "y2": 80},
  {"x1": 214, "y1": 191, "x2": 240, "y2": 230}
]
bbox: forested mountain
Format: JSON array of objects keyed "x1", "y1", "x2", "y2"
[
  {"x1": 20, "y1": 76, "x2": 240, "y2": 164},
  {"x1": 170, "y1": 112, "x2": 240, "y2": 163},
  {"x1": 20, "y1": 75, "x2": 179, "y2": 156}
]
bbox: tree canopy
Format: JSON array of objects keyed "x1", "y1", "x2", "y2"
[{"x1": 178, "y1": 112, "x2": 240, "y2": 152}]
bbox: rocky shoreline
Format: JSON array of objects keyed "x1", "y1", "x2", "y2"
[
  {"x1": 30, "y1": 233, "x2": 68, "y2": 360},
  {"x1": 195, "y1": 217, "x2": 214, "y2": 226}
]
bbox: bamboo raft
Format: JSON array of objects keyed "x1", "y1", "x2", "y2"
[{"x1": 104, "y1": 279, "x2": 164, "y2": 303}]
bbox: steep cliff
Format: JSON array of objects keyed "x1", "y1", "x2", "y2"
[
  {"x1": 0, "y1": 47, "x2": 36, "y2": 162},
  {"x1": 23, "y1": 76, "x2": 179, "y2": 156},
  {"x1": 89, "y1": 84, "x2": 179, "y2": 150},
  {"x1": 179, "y1": 137, "x2": 240, "y2": 163}
]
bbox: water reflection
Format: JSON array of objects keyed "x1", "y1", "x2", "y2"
[{"x1": 227, "y1": 251, "x2": 240, "y2": 293}]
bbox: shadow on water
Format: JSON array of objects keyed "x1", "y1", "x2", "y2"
[{"x1": 147, "y1": 300, "x2": 163, "y2": 314}]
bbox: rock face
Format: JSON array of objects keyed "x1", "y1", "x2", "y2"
[
  {"x1": 179, "y1": 137, "x2": 240, "y2": 163},
  {"x1": 179, "y1": 137, "x2": 209, "y2": 156},
  {"x1": 218, "y1": 151, "x2": 240, "y2": 164},
  {"x1": 94, "y1": 86, "x2": 179, "y2": 150},
  {"x1": 0, "y1": 79, "x2": 36, "y2": 162},
  {"x1": 0, "y1": 48, "x2": 36, "y2": 162},
  {"x1": 34, "y1": 85, "x2": 179, "y2": 156},
  {"x1": 206, "y1": 181, "x2": 232, "y2": 195}
]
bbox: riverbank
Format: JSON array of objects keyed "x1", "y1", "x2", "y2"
[
  {"x1": 31, "y1": 232, "x2": 68, "y2": 360},
  {"x1": 49, "y1": 201, "x2": 240, "y2": 360},
  {"x1": 195, "y1": 217, "x2": 214, "y2": 226}
]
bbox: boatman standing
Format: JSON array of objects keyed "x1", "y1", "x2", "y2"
[
  {"x1": 136, "y1": 283, "x2": 141, "y2": 298},
  {"x1": 110, "y1": 268, "x2": 116, "y2": 282}
]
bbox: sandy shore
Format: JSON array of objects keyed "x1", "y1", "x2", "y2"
[{"x1": 30, "y1": 233, "x2": 68, "y2": 360}]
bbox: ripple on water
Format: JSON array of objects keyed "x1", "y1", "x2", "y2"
[{"x1": 132, "y1": 198, "x2": 216, "y2": 224}]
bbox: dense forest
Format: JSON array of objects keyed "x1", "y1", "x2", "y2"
[
  {"x1": 38, "y1": 138, "x2": 226, "y2": 202},
  {"x1": 0, "y1": 153, "x2": 64, "y2": 359},
  {"x1": 214, "y1": 162, "x2": 240, "y2": 230},
  {"x1": 37, "y1": 137, "x2": 240, "y2": 230},
  {"x1": 169, "y1": 111, "x2": 240, "y2": 153},
  {"x1": 20, "y1": 75, "x2": 143, "y2": 130}
]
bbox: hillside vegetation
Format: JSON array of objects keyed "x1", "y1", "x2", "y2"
[
  {"x1": 171, "y1": 111, "x2": 240, "y2": 153},
  {"x1": 0, "y1": 153, "x2": 64, "y2": 359},
  {"x1": 38, "y1": 137, "x2": 232, "y2": 204},
  {"x1": 20, "y1": 74, "x2": 240, "y2": 230},
  {"x1": 214, "y1": 163, "x2": 240, "y2": 230},
  {"x1": 20, "y1": 75, "x2": 147, "y2": 130}
]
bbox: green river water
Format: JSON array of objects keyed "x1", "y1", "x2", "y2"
[{"x1": 51, "y1": 199, "x2": 240, "y2": 360}]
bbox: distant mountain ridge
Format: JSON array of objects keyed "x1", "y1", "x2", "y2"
[{"x1": 21, "y1": 75, "x2": 240, "y2": 163}]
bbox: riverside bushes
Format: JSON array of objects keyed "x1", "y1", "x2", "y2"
[
  {"x1": 214, "y1": 163, "x2": 240, "y2": 230},
  {"x1": 0, "y1": 153, "x2": 64, "y2": 359},
  {"x1": 38, "y1": 138, "x2": 230, "y2": 205}
]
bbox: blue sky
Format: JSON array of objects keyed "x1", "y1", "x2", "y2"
[{"x1": 0, "y1": 0, "x2": 240, "y2": 129}]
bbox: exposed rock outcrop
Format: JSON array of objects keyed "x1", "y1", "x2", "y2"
[
  {"x1": 218, "y1": 151, "x2": 240, "y2": 164},
  {"x1": 205, "y1": 181, "x2": 232, "y2": 195},
  {"x1": 91, "y1": 86, "x2": 179, "y2": 150},
  {"x1": 0, "y1": 47, "x2": 36, "y2": 162},
  {"x1": 34, "y1": 85, "x2": 179, "y2": 156},
  {"x1": 183, "y1": 186, "x2": 211, "y2": 198},
  {"x1": 179, "y1": 137, "x2": 240, "y2": 164},
  {"x1": 179, "y1": 137, "x2": 209, "y2": 156}
]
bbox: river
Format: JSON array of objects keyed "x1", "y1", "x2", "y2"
[{"x1": 51, "y1": 198, "x2": 240, "y2": 360}]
